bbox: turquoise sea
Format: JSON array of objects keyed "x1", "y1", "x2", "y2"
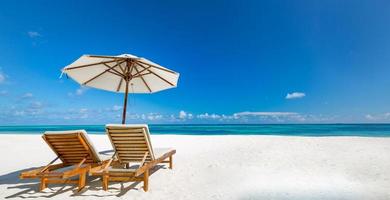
[{"x1": 0, "y1": 124, "x2": 390, "y2": 137}]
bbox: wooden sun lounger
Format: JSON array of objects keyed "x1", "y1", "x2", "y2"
[
  {"x1": 90, "y1": 124, "x2": 176, "y2": 191},
  {"x1": 19, "y1": 130, "x2": 109, "y2": 191}
]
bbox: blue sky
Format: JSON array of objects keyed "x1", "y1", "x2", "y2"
[{"x1": 0, "y1": 0, "x2": 390, "y2": 124}]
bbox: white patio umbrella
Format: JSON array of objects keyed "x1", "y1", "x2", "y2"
[{"x1": 61, "y1": 54, "x2": 180, "y2": 124}]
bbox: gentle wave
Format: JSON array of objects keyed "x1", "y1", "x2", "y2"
[{"x1": 0, "y1": 124, "x2": 390, "y2": 137}]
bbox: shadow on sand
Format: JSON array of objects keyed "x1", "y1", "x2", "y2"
[{"x1": 1, "y1": 160, "x2": 166, "y2": 198}]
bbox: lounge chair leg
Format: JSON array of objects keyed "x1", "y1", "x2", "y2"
[
  {"x1": 102, "y1": 174, "x2": 109, "y2": 191},
  {"x1": 78, "y1": 172, "x2": 86, "y2": 191},
  {"x1": 143, "y1": 169, "x2": 149, "y2": 192},
  {"x1": 169, "y1": 155, "x2": 173, "y2": 169},
  {"x1": 39, "y1": 177, "x2": 47, "y2": 191}
]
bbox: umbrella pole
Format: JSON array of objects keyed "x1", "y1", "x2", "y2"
[{"x1": 122, "y1": 80, "x2": 129, "y2": 124}]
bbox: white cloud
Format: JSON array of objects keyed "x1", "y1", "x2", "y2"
[
  {"x1": 0, "y1": 71, "x2": 5, "y2": 84},
  {"x1": 29, "y1": 101, "x2": 43, "y2": 109},
  {"x1": 14, "y1": 110, "x2": 25, "y2": 116},
  {"x1": 146, "y1": 113, "x2": 163, "y2": 121},
  {"x1": 179, "y1": 110, "x2": 187, "y2": 119},
  {"x1": 197, "y1": 113, "x2": 222, "y2": 120},
  {"x1": 178, "y1": 110, "x2": 194, "y2": 120},
  {"x1": 196, "y1": 112, "x2": 299, "y2": 122},
  {"x1": 27, "y1": 31, "x2": 41, "y2": 38},
  {"x1": 112, "y1": 105, "x2": 122, "y2": 111},
  {"x1": 286, "y1": 92, "x2": 306, "y2": 99},
  {"x1": 234, "y1": 111, "x2": 298, "y2": 116},
  {"x1": 79, "y1": 108, "x2": 88, "y2": 113},
  {"x1": 22, "y1": 92, "x2": 33, "y2": 98},
  {"x1": 105, "y1": 105, "x2": 122, "y2": 112},
  {"x1": 80, "y1": 114, "x2": 88, "y2": 119},
  {"x1": 68, "y1": 87, "x2": 89, "y2": 96},
  {"x1": 365, "y1": 113, "x2": 390, "y2": 121},
  {"x1": 76, "y1": 87, "x2": 88, "y2": 95}
]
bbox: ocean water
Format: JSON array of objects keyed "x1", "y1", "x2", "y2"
[{"x1": 0, "y1": 124, "x2": 390, "y2": 137}]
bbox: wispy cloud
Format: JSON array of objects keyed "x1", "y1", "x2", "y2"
[
  {"x1": 286, "y1": 92, "x2": 306, "y2": 99},
  {"x1": 232, "y1": 111, "x2": 300, "y2": 123},
  {"x1": 68, "y1": 86, "x2": 89, "y2": 96},
  {"x1": 234, "y1": 111, "x2": 298, "y2": 116},
  {"x1": 21, "y1": 92, "x2": 33, "y2": 98},
  {"x1": 0, "y1": 70, "x2": 6, "y2": 84},
  {"x1": 110, "y1": 105, "x2": 122, "y2": 112},
  {"x1": 365, "y1": 113, "x2": 390, "y2": 121},
  {"x1": 27, "y1": 31, "x2": 41, "y2": 38}
]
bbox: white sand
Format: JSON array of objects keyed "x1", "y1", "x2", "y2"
[{"x1": 0, "y1": 134, "x2": 390, "y2": 200}]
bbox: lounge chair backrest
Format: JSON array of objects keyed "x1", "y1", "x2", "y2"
[
  {"x1": 106, "y1": 124, "x2": 155, "y2": 164},
  {"x1": 43, "y1": 130, "x2": 102, "y2": 164}
]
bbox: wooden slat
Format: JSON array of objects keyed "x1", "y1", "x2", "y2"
[
  {"x1": 115, "y1": 145, "x2": 147, "y2": 149},
  {"x1": 111, "y1": 136, "x2": 144, "y2": 140},
  {"x1": 117, "y1": 150, "x2": 149, "y2": 154},
  {"x1": 111, "y1": 133, "x2": 144, "y2": 136},
  {"x1": 64, "y1": 158, "x2": 92, "y2": 162},
  {"x1": 51, "y1": 143, "x2": 84, "y2": 147},
  {"x1": 45, "y1": 134, "x2": 78, "y2": 139},
  {"x1": 108, "y1": 129, "x2": 144, "y2": 133},
  {"x1": 118, "y1": 153, "x2": 151, "y2": 157},
  {"x1": 60, "y1": 152, "x2": 87, "y2": 156},
  {"x1": 47, "y1": 138, "x2": 79, "y2": 142},
  {"x1": 45, "y1": 180, "x2": 79, "y2": 184},
  {"x1": 118, "y1": 155, "x2": 151, "y2": 158},
  {"x1": 119, "y1": 155, "x2": 150, "y2": 158},
  {"x1": 111, "y1": 140, "x2": 146, "y2": 144},
  {"x1": 116, "y1": 147, "x2": 148, "y2": 150},
  {"x1": 56, "y1": 150, "x2": 88, "y2": 154},
  {"x1": 111, "y1": 135, "x2": 143, "y2": 137},
  {"x1": 50, "y1": 142, "x2": 82, "y2": 145},
  {"x1": 56, "y1": 148, "x2": 87, "y2": 152},
  {"x1": 61, "y1": 155, "x2": 88, "y2": 158}
]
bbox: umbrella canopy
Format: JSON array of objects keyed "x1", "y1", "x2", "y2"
[{"x1": 62, "y1": 54, "x2": 180, "y2": 123}]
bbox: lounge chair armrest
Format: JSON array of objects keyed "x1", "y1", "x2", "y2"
[
  {"x1": 135, "y1": 149, "x2": 176, "y2": 177},
  {"x1": 103, "y1": 158, "x2": 114, "y2": 172},
  {"x1": 20, "y1": 163, "x2": 66, "y2": 179},
  {"x1": 62, "y1": 164, "x2": 91, "y2": 179},
  {"x1": 89, "y1": 158, "x2": 113, "y2": 176}
]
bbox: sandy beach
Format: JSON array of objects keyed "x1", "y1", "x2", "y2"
[{"x1": 0, "y1": 134, "x2": 390, "y2": 200}]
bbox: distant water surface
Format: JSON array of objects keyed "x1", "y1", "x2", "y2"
[{"x1": 0, "y1": 124, "x2": 390, "y2": 137}]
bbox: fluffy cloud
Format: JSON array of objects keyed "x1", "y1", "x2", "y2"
[
  {"x1": 197, "y1": 113, "x2": 222, "y2": 120},
  {"x1": 179, "y1": 110, "x2": 187, "y2": 119},
  {"x1": 27, "y1": 31, "x2": 41, "y2": 38},
  {"x1": 286, "y1": 92, "x2": 306, "y2": 99},
  {"x1": 145, "y1": 113, "x2": 163, "y2": 121},
  {"x1": 178, "y1": 110, "x2": 193, "y2": 120}
]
